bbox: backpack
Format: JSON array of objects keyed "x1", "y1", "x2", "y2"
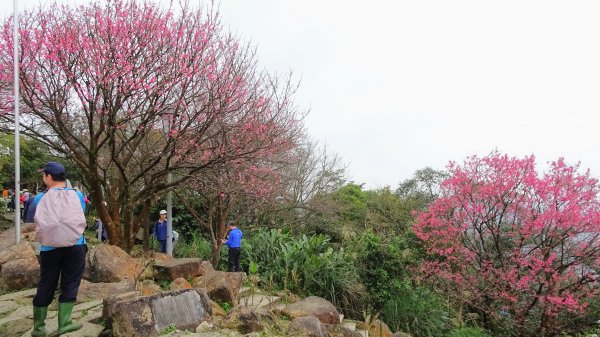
[{"x1": 34, "y1": 188, "x2": 87, "y2": 247}]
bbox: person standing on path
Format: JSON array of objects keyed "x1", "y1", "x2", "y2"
[
  {"x1": 221, "y1": 221, "x2": 243, "y2": 272},
  {"x1": 153, "y1": 210, "x2": 168, "y2": 253},
  {"x1": 31, "y1": 162, "x2": 87, "y2": 336}
]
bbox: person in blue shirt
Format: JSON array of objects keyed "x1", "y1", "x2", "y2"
[
  {"x1": 221, "y1": 221, "x2": 243, "y2": 272},
  {"x1": 22, "y1": 190, "x2": 39, "y2": 223},
  {"x1": 31, "y1": 162, "x2": 86, "y2": 336},
  {"x1": 153, "y1": 210, "x2": 168, "y2": 253}
]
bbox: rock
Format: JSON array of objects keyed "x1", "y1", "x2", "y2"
[
  {"x1": 326, "y1": 324, "x2": 364, "y2": 337},
  {"x1": 194, "y1": 271, "x2": 243, "y2": 304},
  {"x1": 0, "y1": 257, "x2": 39, "y2": 291},
  {"x1": 288, "y1": 316, "x2": 331, "y2": 337},
  {"x1": 367, "y1": 319, "x2": 393, "y2": 337},
  {"x1": 171, "y1": 277, "x2": 192, "y2": 290},
  {"x1": 108, "y1": 288, "x2": 211, "y2": 337},
  {"x1": 283, "y1": 296, "x2": 340, "y2": 324},
  {"x1": 0, "y1": 317, "x2": 33, "y2": 337},
  {"x1": 138, "y1": 280, "x2": 163, "y2": 296},
  {"x1": 0, "y1": 241, "x2": 37, "y2": 266},
  {"x1": 196, "y1": 320, "x2": 214, "y2": 333},
  {"x1": 0, "y1": 300, "x2": 20, "y2": 316},
  {"x1": 102, "y1": 291, "x2": 140, "y2": 327},
  {"x1": 84, "y1": 244, "x2": 142, "y2": 282},
  {"x1": 154, "y1": 258, "x2": 205, "y2": 281},
  {"x1": 219, "y1": 306, "x2": 267, "y2": 334},
  {"x1": 153, "y1": 252, "x2": 174, "y2": 262},
  {"x1": 77, "y1": 279, "x2": 136, "y2": 303},
  {"x1": 199, "y1": 260, "x2": 215, "y2": 274}
]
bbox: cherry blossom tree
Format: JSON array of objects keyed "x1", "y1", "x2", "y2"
[
  {"x1": 0, "y1": 0, "x2": 302, "y2": 250},
  {"x1": 414, "y1": 152, "x2": 600, "y2": 336}
]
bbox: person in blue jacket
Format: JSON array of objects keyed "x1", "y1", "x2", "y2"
[
  {"x1": 153, "y1": 210, "x2": 168, "y2": 253},
  {"x1": 221, "y1": 221, "x2": 243, "y2": 272},
  {"x1": 31, "y1": 162, "x2": 86, "y2": 336}
]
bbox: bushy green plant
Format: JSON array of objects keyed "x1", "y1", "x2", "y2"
[
  {"x1": 382, "y1": 281, "x2": 451, "y2": 337},
  {"x1": 447, "y1": 327, "x2": 490, "y2": 337},
  {"x1": 173, "y1": 231, "x2": 212, "y2": 258},
  {"x1": 243, "y1": 228, "x2": 367, "y2": 316}
]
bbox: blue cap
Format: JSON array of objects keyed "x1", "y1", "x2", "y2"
[{"x1": 40, "y1": 162, "x2": 66, "y2": 176}]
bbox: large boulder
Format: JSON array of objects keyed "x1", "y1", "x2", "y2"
[
  {"x1": 102, "y1": 291, "x2": 140, "y2": 326},
  {"x1": 194, "y1": 271, "x2": 243, "y2": 304},
  {"x1": 288, "y1": 316, "x2": 331, "y2": 337},
  {"x1": 0, "y1": 257, "x2": 39, "y2": 291},
  {"x1": 154, "y1": 258, "x2": 205, "y2": 281},
  {"x1": 0, "y1": 241, "x2": 39, "y2": 291},
  {"x1": 77, "y1": 279, "x2": 136, "y2": 303},
  {"x1": 283, "y1": 296, "x2": 340, "y2": 324},
  {"x1": 107, "y1": 288, "x2": 212, "y2": 337},
  {"x1": 0, "y1": 241, "x2": 37, "y2": 266},
  {"x1": 84, "y1": 244, "x2": 142, "y2": 282}
]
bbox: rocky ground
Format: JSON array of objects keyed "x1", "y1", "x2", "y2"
[{"x1": 0, "y1": 214, "x2": 407, "y2": 337}]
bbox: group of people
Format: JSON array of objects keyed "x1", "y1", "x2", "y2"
[
  {"x1": 2, "y1": 187, "x2": 36, "y2": 218},
  {"x1": 23, "y1": 161, "x2": 243, "y2": 336}
]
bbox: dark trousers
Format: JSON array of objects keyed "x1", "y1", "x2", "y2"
[
  {"x1": 228, "y1": 247, "x2": 241, "y2": 272},
  {"x1": 158, "y1": 240, "x2": 167, "y2": 253},
  {"x1": 33, "y1": 245, "x2": 87, "y2": 307}
]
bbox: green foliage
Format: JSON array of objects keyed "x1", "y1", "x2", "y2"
[
  {"x1": 221, "y1": 302, "x2": 233, "y2": 313},
  {"x1": 447, "y1": 327, "x2": 490, "y2": 337},
  {"x1": 0, "y1": 197, "x2": 6, "y2": 216},
  {"x1": 0, "y1": 134, "x2": 82, "y2": 189},
  {"x1": 158, "y1": 324, "x2": 177, "y2": 335},
  {"x1": 243, "y1": 228, "x2": 367, "y2": 316},
  {"x1": 352, "y1": 230, "x2": 413, "y2": 310},
  {"x1": 382, "y1": 281, "x2": 451, "y2": 337},
  {"x1": 173, "y1": 231, "x2": 212, "y2": 258},
  {"x1": 396, "y1": 167, "x2": 447, "y2": 209}
]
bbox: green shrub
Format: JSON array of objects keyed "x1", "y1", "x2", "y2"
[
  {"x1": 173, "y1": 231, "x2": 212, "y2": 259},
  {"x1": 447, "y1": 327, "x2": 490, "y2": 337},
  {"x1": 382, "y1": 281, "x2": 450, "y2": 337},
  {"x1": 243, "y1": 228, "x2": 367, "y2": 316}
]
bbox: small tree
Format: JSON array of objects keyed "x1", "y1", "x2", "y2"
[{"x1": 414, "y1": 153, "x2": 600, "y2": 337}]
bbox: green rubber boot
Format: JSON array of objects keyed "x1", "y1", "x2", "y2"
[
  {"x1": 31, "y1": 306, "x2": 48, "y2": 337},
  {"x1": 57, "y1": 302, "x2": 82, "y2": 335}
]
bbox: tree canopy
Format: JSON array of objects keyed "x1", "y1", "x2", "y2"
[{"x1": 0, "y1": 0, "x2": 303, "y2": 249}]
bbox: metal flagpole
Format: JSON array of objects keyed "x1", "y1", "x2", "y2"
[
  {"x1": 13, "y1": 0, "x2": 21, "y2": 244},
  {"x1": 166, "y1": 173, "x2": 173, "y2": 256}
]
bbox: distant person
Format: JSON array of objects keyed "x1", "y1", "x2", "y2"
[
  {"x1": 8, "y1": 192, "x2": 15, "y2": 212},
  {"x1": 153, "y1": 210, "x2": 168, "y2": 253},
  {"x1": 93, "y1": 218, "x2": 108, "y2": 243},
  {"x1": 221, "y1": 221, "x2": 243, "y2": 272},
  {"x1": 23, "y1": 191, "x2": 38, "y2": 223},
  {"x1": 31, "y1": 162, "x2": 87, "y2": 336}
]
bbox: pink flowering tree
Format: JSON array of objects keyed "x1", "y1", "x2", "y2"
[
  {"x1": 177, "y1": 94, "x2": 300, "y2": 265},
  {"x1": 179, "y1": 159, "x2": 287, "y2": 266},
  {"x1": 0, "y1": 0, "x2": 302, "y2": 250},
  {"x1": 414, "y1": 152, "x2": 600, "y2": 336}
]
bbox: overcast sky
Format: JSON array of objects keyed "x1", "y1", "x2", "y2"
[{"x1": 3, "y1": 1, "x2": 600, "y2": 188}]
